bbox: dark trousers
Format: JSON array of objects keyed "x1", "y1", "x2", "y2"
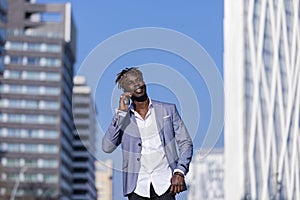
[{"x1": 128, "y1": 184, "x2": 175, "y2": 200}]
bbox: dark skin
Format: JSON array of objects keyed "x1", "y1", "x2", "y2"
[
  {"x1": 133, "y1": 100, "x2": 149, "y2": 119},
  {"x1": 118, "y1": 73, "x2": 185, "y2": 196},
  {"x1": 169, "y1": 173, "x2": 185, "y2": 195}
]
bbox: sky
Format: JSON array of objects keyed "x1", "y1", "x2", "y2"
[{"x1": 37, "y1": 1, "x2": 224, "y2": 199}]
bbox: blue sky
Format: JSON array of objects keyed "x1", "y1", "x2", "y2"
[{"x1": 37, "y1": 1, "x2": 224, "y2": 199}]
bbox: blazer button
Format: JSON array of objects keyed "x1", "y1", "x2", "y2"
[
  {"x1": 137, "y1": 158, "x2": 140, "y2": 161},
  {"x1": 138, "y1": 143, "x2": 141, "y2": 146}
]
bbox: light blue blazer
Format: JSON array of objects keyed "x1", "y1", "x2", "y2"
[{"x1": 102, "y1": 100, "x2": 193, "y2": 196}]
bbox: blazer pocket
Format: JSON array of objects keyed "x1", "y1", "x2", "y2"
[{"x1": 163, "y1": 115, "x2": 171, "y2": 119}]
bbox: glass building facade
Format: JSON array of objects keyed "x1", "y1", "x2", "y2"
[
  {"x1": 186, "y1": 149, "x2": 224, "y2": 200},
  {"x1": 72, "y1": 76, "x2": 97, "y2": 200},
  {"x1": 0, "y1": 0, "x2": 76, "y2": 199},
  {"x1": 0, "y1": 0, "x2": 7, "y2": 75},
  {"x1": 224, "y1": 0, "x2": 300, "y2": 199}
]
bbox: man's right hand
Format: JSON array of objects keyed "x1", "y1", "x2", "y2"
[{"x1": 118, "y1": 92, "x2": 132, "y2": 111}]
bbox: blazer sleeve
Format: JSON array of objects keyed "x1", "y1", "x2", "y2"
[
  {"x1": 172, "y1": 104, "x2": 193, "y2": 175},
  {"x1": 102, "y1": 111, "x2": 129, "y2": 153}
]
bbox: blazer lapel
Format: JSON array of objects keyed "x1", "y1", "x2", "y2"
[
  {"x1": 153, "y1": 101, "x2": 166, "y2": 145},
  {"x1": 124, "y1": 111, "x2": 140, "y2": 138}
]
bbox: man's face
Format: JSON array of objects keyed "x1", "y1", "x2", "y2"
[{"x1": 123, "y1": 73, "x2": 146, "y2": 98}]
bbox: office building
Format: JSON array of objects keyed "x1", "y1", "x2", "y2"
[
  {"x1": 0, "y1": 0, "x2": 7, "y2": 198},
  {"x1": 95, "y1": 160, "x2": 113, "y2": 200},
  {"x1": 0, "y1": 0, "x2": 76, "y2": 199},
  {"x1": 0, "y1": 0, "x2": 6, "y2": 75},
  {"x1": 186, "y1": 149, "x2": 224, "y2": 200},
  {"x1": 224, "y1": 0, "x2": 300, "y2": 199},
  {"x1": 72, "y1": 76, "x2": 97, "y2": 200}
]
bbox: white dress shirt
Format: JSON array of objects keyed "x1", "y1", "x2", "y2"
[{"x1": 130, "y1": 99, "x2": 172, "y2": 197}]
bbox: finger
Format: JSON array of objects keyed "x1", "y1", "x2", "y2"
[
  {"x1": 119, "y1": 93, "x2": 131, "y2": 104},
  {"x1": 180, "y1": 183, "x2": 184, "y2": 192},
  {"x1": 119, "y1": 96, "x2": 126, "y2": 105},
  {"x1": 123, "y1": 92, "x2": 132, "y2": 97},
  {"x1": 121, "y1": 92, "x2": 132, "y2": 99},
  {"x1": 169, "y1": 185, "x2": 175, "y2": 196},
  {"x1": 119, "y1": 94, "x2": 130, "y2": 102},
  {"x1": 175, "y1": 185, "x2": 180, "y2": 194},
  {"x1": 119, "y1": 95, "x2": 130, "y2": 111}
]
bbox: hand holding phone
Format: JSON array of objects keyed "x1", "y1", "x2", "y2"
[{"x1": 118, "y1": 92, "x2": 132, "y2": 111}]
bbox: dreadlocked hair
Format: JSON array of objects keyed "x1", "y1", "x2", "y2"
[{"x1": 115, "y1": 67, "x2": 143, "y2": 89}]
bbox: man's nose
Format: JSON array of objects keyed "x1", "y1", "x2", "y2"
[{"x1": 134, "y1": 80, "x2": 142, "y2": 87}]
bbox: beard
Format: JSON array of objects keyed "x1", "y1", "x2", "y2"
[{"x1": 131, "y1": 85, "x2": 148, "y2": 102}]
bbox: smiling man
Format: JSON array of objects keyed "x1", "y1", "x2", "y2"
[{"x1": 102, "y1": 67, "x2": 193, "y2": 200}]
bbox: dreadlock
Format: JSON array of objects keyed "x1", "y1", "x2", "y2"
[{"x1": 115, "y1": 67, "x2": 143, "y2": 89}]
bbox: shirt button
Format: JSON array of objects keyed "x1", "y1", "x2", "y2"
[
  {"x1": 138, "y1": 143, "x2": 141, "y2": 146},
  {"x1": 137, "y1": 158, "x2": 140, "y2": 161}
]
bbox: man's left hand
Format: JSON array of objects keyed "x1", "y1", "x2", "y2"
[{"x1": 170, "y1": 172, "x2": 185, "y2": 196}]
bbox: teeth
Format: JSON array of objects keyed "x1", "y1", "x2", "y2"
[{"x1": 136, "y1": 88, "x2": 142, "y2": 92}]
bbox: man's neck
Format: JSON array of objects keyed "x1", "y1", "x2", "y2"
[
  {"x1": 133, "y1": 97, "x2": 149, "y2": 110},
  {"x1": 133, "y1": 98, "x2": 150, "y2": 120}
]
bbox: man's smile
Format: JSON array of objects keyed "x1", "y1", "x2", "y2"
[{"x1": 134, "y1": 85, "x2": 145, "y2": 95}]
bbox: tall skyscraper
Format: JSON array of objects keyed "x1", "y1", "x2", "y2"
[
  {"x1": 72, "y1": 75, "x2": 97, "y2": 200},
  {"x1": 0, "y1": 0, "x2": 76, "y2": 199},
  {"x1": 0, "y1": 0, "x2": 7, "y2": 75},
  {"x1": 0, "y1": 0, "x2": 7, "y2": 198},
  {"x1": 224, "y1": 0, "x2": 300, "y2": 199},
  {"x1": 95, "y1": 160, "x2": 113, "y2": 200},
  {"x1": 186, "y1": 149, "x2": 224, "y2": 200}
]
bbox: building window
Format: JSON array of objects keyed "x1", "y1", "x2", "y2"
[
  {"x1": 8, "y1": 114, "x2": 22, "y2": 123},
  {"x1": 26, "y1": 86, "x2": 39, "y2": 94},
  {"x1": 0, "y1": 99, "x2": 60, "y2": 109},
  {"x1": 46, "y1": 44, "x2": 61, "y2": 53},
  {"x1": 6, "y1": 41, "x2": 61, "y2": 53},
  {"x1": 44, "y1": 174, "x2": 58, "y2": 183},
  {"x1": 40, "y1": 101, "x2": 59, "y2": 110},
  {"x1": 0, "y1": 85, "x2": 60, "y2": 96},
  {"x1": 45, "y1": 87, "x2": 60, "y2": 95},
  {"x1": 24, "y1": 115, "x2": 39, "y2": 123},
  {"x1": 43, "y1": 145, "x2": 58, "y2": 153},
  {"x1": 9, "y1": 56, "x2": 23, "y2": 64},
  {"x1": 8, "y1": 85, "x2": 23, "y2": 93},
  {"x1": 24, "y1": 159, "x2": 38, "y2": 168},
  {"x1": 25, "y1": 100, "x2": 39, "y2": 109},
  {"x1": 43, "y1": 115, "x2": 58, "y2": 124},
  {"x1": 27, "y1": 57, "x2": 40, "y2": 65},
  {"x1": 42, "y1": 159, "x2": 58, "y2": 168},
  {"x1": 7, "y1": 158, "x2": 20, "y2": 167},
  {"x1": 9, "y1": 99, "x2": 23, "y2": 108},
  {"x1": 43, "y1": 130, "x2": 59, "y2": 138},
  {"x1": 7, "y1": 128, "x2": 22, "y2": 137},
  {"x1": 24, "y1": 173, "x2": 38, "y2": 182},
  {"x1": 7, "y1": 173, "x2": 18, "y2": 182},
  {"x1": 43, "y1": 58, "x2": 61, "y2": 67},
  {"x1": 27, "y1": 43, "x2": 40, "y2": 51},
  {"x1": 4, "y1": 70, "x2": 22, "y2": 79},
  {"x1": 45, "y1": 72, "x2": 60, "y2": 81},
  {"x1": 6, "y1": 41, "x2": 23, "y2": 51},
  {"x1": 7, "y1": 143, "x2": 20, "y2": 152},
  {"x1": 26, "y1": 71, "x2": 40, "y2": 80},
  {"x1": 23, "y1": 144, "x2": 39, "y2": 153}
]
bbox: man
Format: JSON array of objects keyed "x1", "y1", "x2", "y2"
[{"x1": 102, "y1": 67, "x2": 193, "y2": 200}]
